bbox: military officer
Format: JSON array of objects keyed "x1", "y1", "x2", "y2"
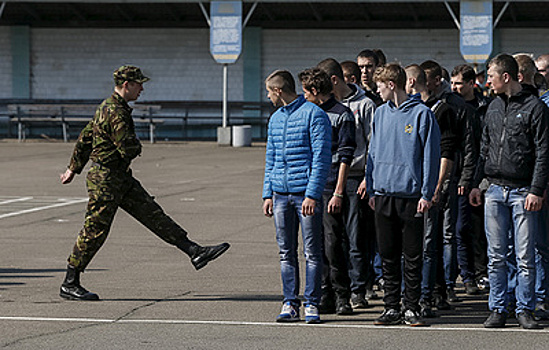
[{"x1": 59, "y1": 65, "x2": 230, "y2": 301}]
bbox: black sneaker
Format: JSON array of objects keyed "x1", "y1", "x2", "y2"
[
  {"x1": 191, "y1": 243, "x2": 230, "y2": 270},
  {"x1": 446, "y1": 287, "x2": 461, "y2": 302},
  {"x1": 350, "y1": 292, "x2": 369, "y2": 309},
  {"x1": 534, "y1": 302, "x2": 549, "y2": 321},
  {"x1": 465, "y1": 282, "x2": 480, "y2": 295},
  {"x1": 477, "y1": 277, "x2": 490, "y2": 292},
  {"x1": 419, "y1": 299, "x2": 437, "y2": 318},
  {"x1": 434, "y1": 296, "x2": 452, "y2": 310},
  {"x1": 484, "y1": 310, "x2": 507, "y2": 328},
  {"x1": 403, "y1": 309, "x2": 429, "y2": 327},
  {"x1": 365, "y1": 288, "x2": 380, "y2": 300},
  {"x1": 517, "y1": 310, "x2": 543, "y2": 329},
  {"x1": 374, "y1": 309, "x2": 402, "y2": 325},
  {"x1": 318, "y1": 294, "x2": 336, "y2": 314},
  {"x1": 335, "y1": 297, "x2": 354, "y2": 315}
]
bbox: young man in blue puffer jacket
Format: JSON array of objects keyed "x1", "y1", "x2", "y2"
[{"x1": 262, "y1": 70, "x2": 332, "y2": 324}]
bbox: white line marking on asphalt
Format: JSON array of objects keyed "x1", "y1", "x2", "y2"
[
  {"x1": 0, "y1": 198, "x2": 88, "y2": 219},
  {"x1": 0, "y1": 197, "x2": 33, "y2": 205},
  {"x1": 0, "y1": 316, "x2": 547, "y2": 333}
]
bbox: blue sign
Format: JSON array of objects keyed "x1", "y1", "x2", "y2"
[
  {"x1": 210, "y1": 1, "x2": 242, "y2": 64},
  {"x1": 460, "y1": 0, "x2": 493, "y2": 64}
]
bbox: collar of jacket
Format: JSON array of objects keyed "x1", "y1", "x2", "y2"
[
  {"x1": 280, "y1": 95, "x2": 306, "y2": 115},
  {"x1": 319, "y1": 95, "x2": 338, "y2": 111},
  {"x1": 112, "y1": 92, "x2": 133, "y2": 113}
]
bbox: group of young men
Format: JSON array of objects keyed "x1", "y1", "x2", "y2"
[{"x1": 262, "y1": 50, "x2": 549, "y2": 329}]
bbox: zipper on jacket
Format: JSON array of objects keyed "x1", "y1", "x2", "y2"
[
  {"x1": 497, "y1": 102, "x2": 509, "y2": 172},
  {"x1": 282, "y1": 110, "x2": 289, "y2": 193}
]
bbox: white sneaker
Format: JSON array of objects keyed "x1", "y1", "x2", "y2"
[
  {"x1": 276, "y1": 301, "x2": 300, "y2": 322},
  {"x1": 304, "y1": 303, "x2": 321, "y2": 324}
]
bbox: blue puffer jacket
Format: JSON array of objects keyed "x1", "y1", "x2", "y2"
[{"x1": 263, "y1": 95, "x2": 332, "y2": 201}]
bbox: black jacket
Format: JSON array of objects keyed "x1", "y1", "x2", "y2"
[
  {"x1": 474, "y1": 86, "x2": 549, "y2": 196},
  {"x1": 439, "y1": 91, "x2": 478, "y2": 189}
]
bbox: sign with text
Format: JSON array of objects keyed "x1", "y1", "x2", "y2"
[
  {"x1": 210, "y1": 1, "x2": 242, "y2": 64},
  {"x1": 460, "y1": 0, "x2": 493, "y2": 64}
]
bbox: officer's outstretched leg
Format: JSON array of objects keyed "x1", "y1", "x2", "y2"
[{"x1": 121, "y1": 177, "x2": 230, "y2": 270}]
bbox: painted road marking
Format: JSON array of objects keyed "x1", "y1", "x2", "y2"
[
  {"x1": 0, "y1": 197, "x2": 87, "y2": 220},
  {"x1": 0, "y1": 316, "x2": 547, "y2": 333}
]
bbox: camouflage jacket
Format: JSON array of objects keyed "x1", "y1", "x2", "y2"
[{"x1": 68, "y1": 92, "x2": 142, "y2": 173}]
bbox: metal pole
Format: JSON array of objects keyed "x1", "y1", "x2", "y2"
[
  {"x1": 444, "y1": 1, "x2": 460, "y2": 30},
  {"x1": 0, "y1": 2, "x2": 6, "y2": 19},
  {"x1": 493, "y1": 1, "x2": 510, "y2": 29},
  {"x1": 222, "y1": 63, "x2": 228, "y2": 128}
]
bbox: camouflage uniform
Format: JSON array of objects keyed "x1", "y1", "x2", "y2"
[{"x1": 66, "y1": 67, "x2": 194, "y2": 271}]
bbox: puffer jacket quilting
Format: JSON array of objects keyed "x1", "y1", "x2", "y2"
[{"x1": 263, "y1": 95, "x2": 332, "y2": 200}]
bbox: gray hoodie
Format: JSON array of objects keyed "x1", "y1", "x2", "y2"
[{"x1": 340, "y1": 84, "x2": 376, "y2": 177}]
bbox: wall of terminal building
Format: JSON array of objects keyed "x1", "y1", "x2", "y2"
[{"x1": 1, "y1": 26, "x2": 549, "y2": 102}]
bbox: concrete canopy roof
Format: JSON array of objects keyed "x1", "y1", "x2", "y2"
[{"x1": 0, "y1": 1, "x2": 547, "y2": 29}]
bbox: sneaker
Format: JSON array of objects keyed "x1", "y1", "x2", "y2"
[
  {"x1": 517, "y1": 310, "x2": 543, "y2": 329},
  {"x1": 534, "y1": 302, "x2": 549, "y2": 321},
  {"x1": 465, "y1": 282, "x2": 480, "y2": 295},
  {"x1": 374, "y1": 308, "x2": 402, "y2": 326},
  {"x1": 365, "y1": 288, "x2": 380, "y2": 300},
  {"x1": 276, "y1": 302, "x2": 300, "y2": 322},
  {"x1": 419, "y1": 299, "x2": 437, "y2": 318},
  {"x1": 403, "y1": 309, "x2": 429, "y2": 327},
  {"x1": 304, "y1": 303, "x2": 321, "y2": 324},
  {"x1": 335, "y1": 297, "x2": 353, "y2": 315},
  {"x1": 318, "y1": 293, "x2": 336, "y2": 314},
  {"x1": 434, "y1": 296, "x2": 452, "y2": 310},
  {"x1": 446, "y1": 287, "x2": 461, "y2": 302},
  {"x1": 484, "y1": 310, "x2": 507, "y2": 328},
  {"x1": 477, "y1": 277, "x2": 490, "y2": 292},
  {"x1": 350, "y1": 292, "x2": 369, "y2": 309}
]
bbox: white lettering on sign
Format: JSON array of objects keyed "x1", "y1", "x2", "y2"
[
  {"x1": 462, "y1": 15, "x2": 491, "y2": 47},
  {"x1": 462, "y1": 15, "x2": 491, "y2": 30}
]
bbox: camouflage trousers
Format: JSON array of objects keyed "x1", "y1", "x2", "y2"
[{"x1": 68, "y1": 164, "x2": 194, "y2": 271}]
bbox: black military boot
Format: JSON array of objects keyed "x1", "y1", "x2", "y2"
[
  {"x1": 190, "y1": 243, "x2": 230, "y2": 270},
  {"x1": 60, "y1": 265, "x2": 100, "y2": 301}
]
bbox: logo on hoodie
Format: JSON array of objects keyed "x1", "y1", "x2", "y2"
[{"x1": 405, "y1": 124, "x2": 413, "y2": 134}]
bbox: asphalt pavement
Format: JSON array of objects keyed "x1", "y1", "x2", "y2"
[{"x1": 1, "y1": 140, "x2": 548, "y2": 350}]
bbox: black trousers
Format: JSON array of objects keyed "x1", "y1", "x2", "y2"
[
  {"x1": 375, "y1": 196, "x2": 424, "y2": 312},
  {"x1": 321, "y1": 192, "x2": 351, "y2": 299}
]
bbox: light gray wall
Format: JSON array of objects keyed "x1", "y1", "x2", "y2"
[
  {"x1": 30, "y1": 28, "x2": 244, "y2": 101},
  {"x1": 2, "y1": 26, "x2": 548, "y2": 101},
  {"x1": 0, "y1": 27, "x2": 13, "y2": 98}
]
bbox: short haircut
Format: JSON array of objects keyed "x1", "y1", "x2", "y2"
[
  {"x1": 451, "y1": 64, "x2": 476, "y2": 82},
  {"x1": 374, "y1": 63, "x2": 406, "y2": 90},
  {"x1": 298, "y1": 68, "x2": 333, "y2": 95},
  {"x1": 488, "y1": 54, "x2": 519, "y2": 81},
  {"x1": 420, "y1": 60, "x2": 443, "y2": 80},
  {"x1": 535, "y1": 72, "x2": 547, "y2": 90},
  {"x1": 341, "y1": 61, "x2": 361, "y2": 83},
  {"x1": 317, "y1": 58, "x2": 344, "y2": 81},
  {"x1": 357, "y1": 49, "x2": 380, "y2": 67},
  {"x1": 265, "y1": 70, "x2": 296, "y2": 94},
  {"x1": 373, "y1": 49, "x2": 387, "y2": 66},
  {"x1": 513, "y1": 53, "x2": 537, "y2": 82},
  {"x1": 405, "y1": 64, "x2": 426, "y2": 87}
]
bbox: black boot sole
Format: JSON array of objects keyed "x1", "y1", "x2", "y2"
[{"x1": 60, "y1": 289, "x2": 100, "y2": 301}]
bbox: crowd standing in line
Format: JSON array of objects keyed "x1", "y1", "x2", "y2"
[{"x1": 262, "y1": 50, "x2": 549, "y2": 329}]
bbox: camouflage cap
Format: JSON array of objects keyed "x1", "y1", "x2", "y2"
[{"x1": 113, "y1": 65, "x2": 150, "y2": 85}]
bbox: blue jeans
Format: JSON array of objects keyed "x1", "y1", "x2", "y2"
[
  {"x1": 485, "y1": 185, "x2": 539, "y2": 313},
  {"x1": 273, "y1": 192, "x2": 323, "y2": 306},
  {"x1": 536, "y1": 203, "x2": 549, "y2": 303}
]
